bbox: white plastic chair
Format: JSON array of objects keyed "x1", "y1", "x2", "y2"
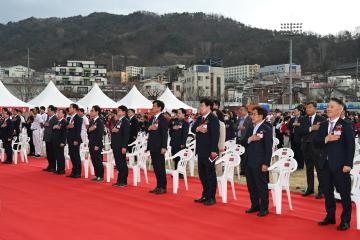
[
  {"x1": 268, "y1": 157, "x2": 298, "y2": 214},
  {"x1": 216, "y1": 153, "x2": 241, "y2": 203},
  {"x1": 350, "y1": 164, "x2": 360, "y2": 230},
  {"x1": 0, "y1": 140, "x2": 4, "y2": 162},
  {"x1": 102, "y1": 149, "x2": 115, "y2": 182},
  {"x1": 186, "y1": 140, "x2": 197, "y2": 176},
  {"x1": 80, "y1": 142, "x2": 94, "y2": 178},
  {"x1": 165, "y1": 149, "x2": 193, "y2": 194},
  {"x1": 273, "y1": 137, "x2": 280, "y2": 153},
  {"x1": 224, "y1": 140, "x2": 236, "y2": 151},
  {"x1": 64, "y1": 145, "x2": 71, "y2": 170},
  {"x1": 128, "y1": 151, "x2": 151, "y2": 186}
]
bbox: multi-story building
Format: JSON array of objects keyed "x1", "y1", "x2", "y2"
[
  {"x1": 259, "y1": 64, "x2": 301, "y2": 81},
  {"x1": 182, "y1": 65, "x2": 225, "y2": 101},
  {"x1": 126, "y1": 66, "x2": 143, "y2": 78},
  {"x1": 53, "y1": 60, "x2": 107, "y2": 96},
  {"x1": 2, "y1": 65, "x2": 35, "y2": 78},
  {"x1": 224, "y1": 64, "x2": 260, "y2": 82}
]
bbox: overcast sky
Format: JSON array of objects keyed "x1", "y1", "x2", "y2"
[{"x1": 1, "y1": 0, "x2": 359, "y2": 35}]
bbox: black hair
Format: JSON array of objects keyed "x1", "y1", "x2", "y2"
[
  {"x1": 153, "y1": 100, "x2": 165, "y2": 111},
  {"x1": 40, "y1": 106, "x2": 46, "y2": 111},
  {"x1": 92, "y1": 105, "x2": 101, "y2": 115},
  {"x1": 213, "y1": 100, "x2": 220, "y2": 107},
  {"x1": 79, "y1": 108, "x2": 85, "y2": 113},
  {"x1": 128, "y1": 109, "x2": 135, "y2": 114},
  {"x1": 48, "y1": 105, "x2": 57, "y2": 112},
  {"x1": 253, "y1": 106, "x2": 268, "y2": 120},
  {"x1": 118, "y1": 105, "x2": 128, "y2": 113},
  {"x1": 35, "y1": 107, "x2": 40, "y2": 112},
  {"x1": 306, "y1": 101, "x2": 317, "y2": 108},
  {"x1": 70, "y1": 103, "x2": 79, "y2": 111},
  {"x1": 178, "y1": 108, "x2": 186, "y2": 115},
  {"x1": 213, "y1": 109, "x2": 224, "y2": 122},
  {"x1": 200, "y1": 98, "x2": 213, "y2": 107},
  {"x1": 330, "y1": 97, "x2": 345, "y2": 108},
  {"x1": 58, "y1": 109, "x2": 66, "y2": 115}
]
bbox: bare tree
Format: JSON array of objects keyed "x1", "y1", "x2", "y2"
[{"x1": 146, "y1": 88, "x2": 163, "y2": 100}]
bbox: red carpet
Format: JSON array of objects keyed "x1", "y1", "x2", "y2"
[{"x1": 0, "y1": 157, "x2": 359, "y2": 240}]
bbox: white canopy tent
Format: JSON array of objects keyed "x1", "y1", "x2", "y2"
[
  {"x1": 0, "y1": 81, "x2": 32, "y2": 110},
  {"x1": 158, "y1": 87, "x2": 196, "y2": 112},
  {"x1": 117, "y1": 85, "x2": 152, "y2": 112},
  {"x1": 28, "y1": 81, "x2": 73, "y2": 108},
  {"x1": 77, "y1": 83, "x2": 118, "y2": 110}
]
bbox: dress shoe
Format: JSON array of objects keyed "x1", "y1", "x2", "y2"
[
  {"x1": 2, "y1": 161, "x2": 12, "y2": 164},
  {"x1": 155, "y1": 188, "x2": 167, "y2": 195},
  {"x1": 315, "y1": 193, "x2": 324, "y2": 199},
  {"x1": 56, "y1": 171, "x2": 65, "y2": 175},
  {"x1": 113, "y1": 182, "x2": 127, "y2": 187},
  {"x1": 43, "y1": 167, "x2": 50, "y2": 171},
  {"x1": 194, "y1": 197, "x2": 207, "y2": 203},
  {"x1": 245, "y1": 206, "x2": 260, "y2": 214},
  {"x1": 337, "y1": 222, "x2": 350, "y2": 231},
  {"x1": 69, "y1": 174, "x2": 81, "y2": 178},
  {"x1": 92, "y1": 177, "x2": 103, "y2": 182},
  {"x1": 318, "y1": 218, "x2": 336, "y2": 226},
  {"x1": 203, "y1": 198, "x2": 216, "y2": 206},
  {"x1": 149, "y1": 188, "x2": 159, "y2": 193},
  {"x1": 34, "y1": 155, "x2": 41, "y2": 158},
  {"x1": 47, "y1": 169, "x2": 57, "y2": 173},
  {"x1": 257, "y1": 210, "x2": 269, "y2": 217},
  {"x1": 302, "y1": 189, "x2": 314, "y2": 197}
]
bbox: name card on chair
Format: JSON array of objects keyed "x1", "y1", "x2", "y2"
[
  {"x1": 284, "y1": 162, "x2": 290, "y2": 167},
  {"x1": 229, "y1": 157, "x2": 234, "y2": 161},
  {"x1": 184, "y1": 153, "x2": 188, "y2": 157}
]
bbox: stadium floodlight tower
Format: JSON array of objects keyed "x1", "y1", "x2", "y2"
[{"x1": 280, "y1": 22, "x2": 303, "y2": 109}]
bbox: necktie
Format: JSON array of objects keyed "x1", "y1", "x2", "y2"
[{"x1": 329, "y1": 121, "x2": 335, "y2": 134}]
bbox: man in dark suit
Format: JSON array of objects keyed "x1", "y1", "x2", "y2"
[
  {"x1": 111, "y1": 105, "x2": 130, "y2": 187},
  {"x1": 235, "y1": 106, "x2": 253, "y2": 175},
  {"x1": 192, "y1": 99, "x2": 220, "y2": 206},
  {"x1": 169, "y1": 108, "x2": 189, "y2": 174},
  {"x1": 241, "y1": 106, "x2": 273, "y2": 217},
  {"x1": 1, "y1": 109, "x2": 14, "y2": 164},
  {"x1": 88, "y1": 105, "x2": 105, "y2": 182},
  {"x1": 127, "y1": 108, "x2": 139, "y2": 152},
  {"x1": 287, "y1": 106, "x2": 305, "y2": 169},
  {"x1": 299, "y1": 101, "x2": 326, "y2": 198},
  {"x1": 147, "y1": 100, "x2": 168, "y2": 195},
  {"x1": 12, "y1": 109, "x2": 21, "y2": 142},
  {"x1": 273, "y1": 109, "x2": 284, "y2": 148},
  {"x1": 66, "y1": 103, "x2": 83, "y2": 178},
  {"x1": 52, "y1": 109, "x2": 67, "y2": 175},
  {"x1": 43, "y1": 105, "x2": 58, "y2": 172},
  {"x1": 314, "y1": 98, "x2": 355, "y2": 231}
]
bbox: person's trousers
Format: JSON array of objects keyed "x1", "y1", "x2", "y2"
[
  {"x1": 54, "y1": 144, "x2": 65, "y2": 172},
  {"x1": 245, "y1": 165, "x2": 269, "y2": 211},
  {"x1": 3, "y1": 138, "x2": 13, "y2": 162},
  {"x1": 171, "y1": 146, "x2": 181, "y2": 170},
  {"x1": 302, "y1": 142, "x2": 322, "y2": 193},
  {"x1": 89, "y1": 146, "x2": 104, "y2": 178},
  {"x1": 69, "y1": 144, "x2": 81, "y2": 176},
  {"x1": 321, "y1": 163, "x2": 352, "y2": 224},
  {"x1": 150, "y1": 151, "x2": 167, "y2": 189},
  {"x1": 291, "y1": 139, "x2": 304, "y2": 169},
  {"x1": 32, "y1": 130, "x2": 42, "y2": 155},
  {"x1": 198, "y1": 156, "x2": 217, "y2": 200},
  {"x1": 45, "y1": 141, "x2": 56, "y2": 169},
  {"x1": 113, "y1": 147, "x2": 128, "y2": 184}
]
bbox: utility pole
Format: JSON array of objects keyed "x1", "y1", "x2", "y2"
[
  {"x1": 280, "y1": 23, "x2": 303, "y2": 109},
  {"x1": 27, "y1": 48, "x2": 30, "y2": 79},
  {"x1": 356, "y1": 58, "x2": 359, "y2": 101}
]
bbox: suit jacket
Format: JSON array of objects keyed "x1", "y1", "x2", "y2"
[
  {"x1": 87, "y1": 117, "x2": 104, "y2": 148},
  {"x1": 52, "y1": 119, "x2": 67, "y2": 147},
  {"x1": 66, "y1": 114, "x2": 83, "y2": 145},
  {"x1": 111, "y1": 117, "x2": 130, "y2": 149},
  {"x1": 128, "y1": 116, "x2": 139, "y2": 144},
  {"x1": 235, "y1": 115, "x2": 252, "y2": 141},
  {"x1": 241, "y1": 122, "x2": 273, "y2": 168},
  {"x1": 43, "y1": 114, "x2": 58, "y2": 142},
  {"x1": 1, "y1": 118, "x2": 13, "y2": 141},
  {"x1": 314, "y1": 118, "x2": 355, "y2": 171},
  {"x1": 147, "y1": 113, "x2": 169, "y2": 152},
  {"x1": 287, "y1": 115, "x2": 304, "y2": 143},
  {"x1": 191, "y1": 113, "x2": 220, "y2": 157},
  {"x1": 169, "y1": 119, "x2": 189, "y2": 148},
  {"x1": 299, "y1": 114, "x2": 326, "y2": 143},
  {"x1": 12, "y1": 115, "x2": 21, "y2": 136}
]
